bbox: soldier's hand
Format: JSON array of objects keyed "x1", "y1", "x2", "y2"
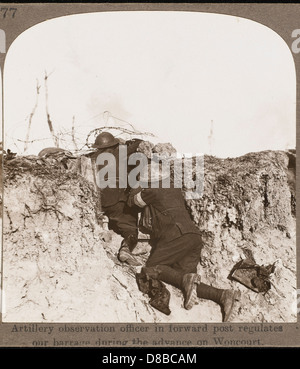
[{"x1": 127, "y1": 186, "x2": 142, "y2": 207}]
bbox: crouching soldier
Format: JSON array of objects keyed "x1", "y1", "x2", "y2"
[
  {"x1": 127, "y1": 163, "x2": 241, "y2": 322},
  {"x1": 91, "y1": 132, "x2": 143, "y2": 265}
]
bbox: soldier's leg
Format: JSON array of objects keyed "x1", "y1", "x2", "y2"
[
  {"x1": 103, "y1": 202, "x2": 138, "y2": 241},
  {"x1": 177, "y1": 239, "x2": 241, "y2": 321},
  {"x1": 119, "y1": 203, "x2": 139, "y2": 253},
  {"x1": 145, "y1": 235, "x2": 203, "y2": 310},
  {"x1": 196, "y1": 283, "x2": 241, "y2": 322},
  {"x1": 102, "y1": 202, "x2": 123, "y2": 234},
  {"x1": 148, "y1": 265, "x2": 241, "y2": 321},
  {"x1": 172, "y1": 234, "x2": 202, "y2": 274},
  {"x1": 142, "y1": 265, "x2": 182, "y2": 289},
  {"x1": 146, "y1": 234, "x2": 201, "y2": 270},
  {"x1": 117, "y1": 204, "x2": 140, "y2": 264},
  {"x1": 142, "y1": 264, "x2": 200, "y2": 310},
  {"x1": 118, "y1": 202, "x2": 139, "y2": 241},
  {"x1": 103, "y1": 202, "x2": 140, "y2": 265},
  {"x1": 146, "y1": 235, "x2": 240, "y2": 320}
]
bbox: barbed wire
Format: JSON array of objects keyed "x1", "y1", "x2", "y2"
[
  {"x1": 6, "y1": 109, "x2": 158, "y2": 154},
  {"x1": 85, "y1": 126, "x2": 156, "y2": 149}
]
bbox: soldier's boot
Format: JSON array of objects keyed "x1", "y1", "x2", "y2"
[
  {"x1": 143, "y1": 265, "x2": 181, "y2": 287},
  {"x1": 181, "y1": 273, "x2": 201, "y2": 310},
  {"x1": 121, "y1": 234, "x2": 138, "y2": 252},
  {"x1": 220, "y1": 289, "x2": 241, "y2": 322},
  {"x1": 147, "y1": 265, "x2": 200, "y2": 310},
  {"x1": 117, "y1": 234, "x2": 141, "y2": 266}
]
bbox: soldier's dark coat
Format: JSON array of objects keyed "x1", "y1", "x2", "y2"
[
  {"x1": 93, "y1": 139, "x2": 142, "y2": 238},
  {"x1": 130, "y1": 187, "x2": 203, "y2": 274}
]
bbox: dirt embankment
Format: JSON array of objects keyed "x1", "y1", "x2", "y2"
[{"x1": 2, "y1": 149, "x2": 296, "y2": 323}]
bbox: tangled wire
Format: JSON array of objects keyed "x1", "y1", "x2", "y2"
[{"x1": 85, "y1": 125, "x2": 156, "y2": 149}]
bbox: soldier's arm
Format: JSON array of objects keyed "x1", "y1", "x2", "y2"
[
  {"x1": 128, "y1": 187, "x2": 156, "y2": 208},
  {"x1": 127, "y1": 187, "x2": 144, "y2": 208}
]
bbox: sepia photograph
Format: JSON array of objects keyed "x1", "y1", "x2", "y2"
[{"x1": 0, "y1": 5, "x2": 298, "y2": 348}]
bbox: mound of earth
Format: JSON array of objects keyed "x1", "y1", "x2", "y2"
[{"x1": 2, "y1": 149, "x2": 296, "y2": 322}]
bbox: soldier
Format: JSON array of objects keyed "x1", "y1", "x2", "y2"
[
  {"x1": 128, "y1": 163, "x2": 241, "y2": 322},
  {"x1": 91, "y1": 132, "x2": 143, "y2": 265}
]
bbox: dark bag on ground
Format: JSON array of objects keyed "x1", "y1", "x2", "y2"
[
  {"x1": 229, "y1": 258, "x2": 275, "y2": 293},
  {"x1": 136, "y1": 270, "x2": 171, "y2": 315}
]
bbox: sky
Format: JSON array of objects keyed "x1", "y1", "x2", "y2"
[{"x1": 3, "y1": 11, "x2": 296, "y2": 157}]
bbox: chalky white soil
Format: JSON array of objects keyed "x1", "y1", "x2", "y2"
[{"x1": 2, "y1": 150, "x2": 297, "y2": 323}]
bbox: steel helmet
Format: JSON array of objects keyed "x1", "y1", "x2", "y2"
[
  {"x1": 92, "y1": 132, "x2": 119, "y2": 149},
  {"x1": 38, "y1": 147, "x2": 72, "y2": 157}
]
